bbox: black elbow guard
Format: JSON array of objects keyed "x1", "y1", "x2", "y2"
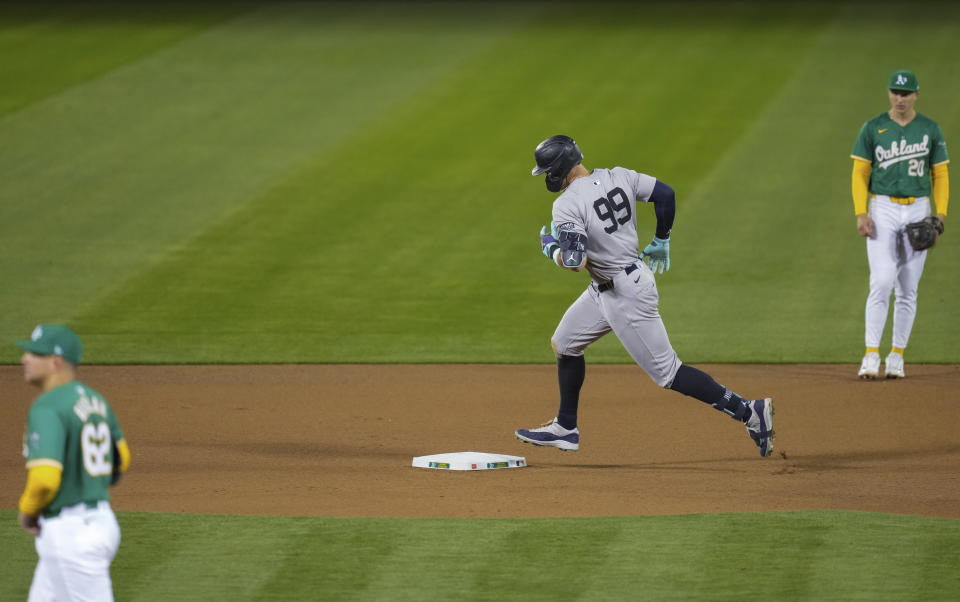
[{"x1": 558, "y1": 228, "x2": 587, "y2": 268}]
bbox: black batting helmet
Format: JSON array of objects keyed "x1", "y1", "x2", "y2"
[{"x1": 531, "y1": 135, "x2": 583, "y2": 192}]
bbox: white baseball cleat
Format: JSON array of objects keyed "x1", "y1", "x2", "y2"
[
  {"x1": 884, "y1": 352, "x2": 905, "y2": 378},
  {"x1": 858, "y1": 352, "x2": 880, "y2": 379}
]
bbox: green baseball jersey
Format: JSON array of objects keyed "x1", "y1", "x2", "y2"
[
  {"x1": 23, "y1": 381, "x2": 124, "y2": 517},
  {"x1": 851, "y1": 111, "x2": 949, "y2": 197}
]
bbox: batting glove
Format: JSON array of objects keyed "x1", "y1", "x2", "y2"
[
  {"x1": 540, "y1": 225, "x2": 559, "y2": 259},
  {"x1": 640, "y1": 236, "x2": 670, "y2": 274}
]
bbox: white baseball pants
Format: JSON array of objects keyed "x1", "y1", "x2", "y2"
[
  {"x1": 29, "y1": 501, "x2": 121, "y2": 602},
  {"x1": 865, "y1": 195, "x2": 931, "y2": 349}
]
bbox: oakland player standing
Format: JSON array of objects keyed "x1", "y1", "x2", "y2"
[
  {"x1": 515, "y1": 135, "x2": 774, "y2": 457},
  {"x1": 15, "y1": 325, "x2": 131, "y2": 602},
  {"x1": 852, "y1": 70, "x2": 949, "y2": 379}
]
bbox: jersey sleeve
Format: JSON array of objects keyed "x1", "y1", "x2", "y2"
[
  {"x1": 24, "y1": 405, "x2": 66, "y2": 469},
  {"x1": 932, "y1": 122, "x2": 950, "y2": 165},
  {"x1": 552, "y1": 196, "x2": 586, "y2": 236},
  {"x1": 611, "y1": 166, "x2": 656, "y2": 202},
  {"x1": 851, "y1": 122, "x2": 873, "y2": 162}
]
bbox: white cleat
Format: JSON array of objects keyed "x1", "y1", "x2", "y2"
[
  {"x1": 858, "y1": 352, "x2": 880, "y2": 379},
  {"x1": 884, "y1": 352, "x2": 905, "y2": 379}
]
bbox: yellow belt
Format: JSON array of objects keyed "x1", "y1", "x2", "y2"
[{"x1": 873, "y1": 194, "x2": 916, "y2": 205}]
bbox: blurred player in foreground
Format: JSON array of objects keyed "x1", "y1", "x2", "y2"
[{"x1": 15, "y1": 325, "x2": 130, "y2": 601}]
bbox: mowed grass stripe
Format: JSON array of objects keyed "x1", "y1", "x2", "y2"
[
  {"x1": 120, "y1": 514, "x2": 304, "y2": 602},
  {"x1": 796, "y1": 512, "x2": 957, "y2": 600},
  {"x1": 485, "y1": 519, "x2": 626, "y2": 600},
  {"x1": 65, "y1": 4, "x2": 829, "y2": 363},
  {"x1": 0, "y1": 2, "x2": 248, "y2": 118},
  {"x1": 2, "y1": 510, "x2": 958, "y2": 600},
  {"x1": 0, "y1": 2, "x2": 536, "y2": 353},
  {"x1": 106, "y1": 512, "x2": 287, "y2": 601},
  {"x1": 252, "y1": 518, "x2": 401, "y2": 600}
]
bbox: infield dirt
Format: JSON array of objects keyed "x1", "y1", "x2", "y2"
[{"x1": 2, "y1": 364, "x2": 958, "y2": 519}]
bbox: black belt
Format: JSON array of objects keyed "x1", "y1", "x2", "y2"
[{"x1": 597, "y1": 263, "x2": 639, "y2": 293}]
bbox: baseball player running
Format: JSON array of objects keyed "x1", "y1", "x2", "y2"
[
  {"x1": 516, "y1": 135, "x2": 774, "y2": 457},
  {"x1": 15, "y1": 325, "x2": 130, "y2": 602},
  {"x1": 852, "y1": 70, "x2": 949, "y2": 379}
]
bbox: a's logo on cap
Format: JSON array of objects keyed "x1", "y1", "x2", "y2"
[
  {"x1": 31, "y1": 326, "x2": 43, "y2": 341},
  {"x1": 896, "y1": 75, "x2": 908, "y2": 85}
]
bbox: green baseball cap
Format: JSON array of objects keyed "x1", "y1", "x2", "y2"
[
  {"x1": 888, "y1": 69, "x2": 919, "y2": 92},
  {"x1": 16, "y1": 324, "x2": 83, "y2": 364}
]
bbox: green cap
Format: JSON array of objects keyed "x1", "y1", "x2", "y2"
[
  {"x1": 888, "y1": 69, "x2": 919, "y2": 92},
  {"x1": 16, "y1": 325, "x2": 83, "y2": 364}
]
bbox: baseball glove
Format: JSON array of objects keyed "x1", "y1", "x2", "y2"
[{"x1": 905, "y1": 216, "x2": 944, "y2": 251}]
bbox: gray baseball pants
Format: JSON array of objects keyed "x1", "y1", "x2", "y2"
[{"x1": 551, "y1": 261, "x2": 682, "y2": 387}]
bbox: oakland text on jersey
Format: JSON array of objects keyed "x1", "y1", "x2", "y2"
[
  {"x1": 73, "y1": 387, "x2": 109, "y2": 421},
  {"x1": 875, "y1": 135, "x2": 931, "y2": 168}
]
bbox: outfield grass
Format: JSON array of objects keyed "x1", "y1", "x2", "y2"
[
  {"x1": 1, "y1": 509, "x2": 957, "y2": 600},
  {"x1": 1, "y1": 1, "x2": 958, "y2": 363}
]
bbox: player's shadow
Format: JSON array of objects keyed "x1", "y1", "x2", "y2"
[{"x1": 554, "y1": 442, "x2": 960, "y2": 473}]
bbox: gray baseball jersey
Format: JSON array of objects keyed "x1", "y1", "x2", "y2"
[
  {"x1": 549, "y1": 167, "x2": 682, "y2": 388},
  {"x1": 552, "y1": 167, "x2": 657, "y2": 282}
]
